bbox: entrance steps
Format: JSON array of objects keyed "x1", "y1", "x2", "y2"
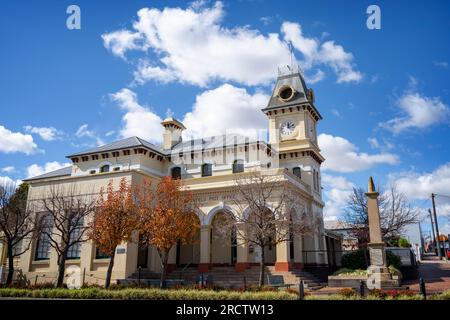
[{"x1": 128, "y1": 266, "x2": 324, "y2": 291}]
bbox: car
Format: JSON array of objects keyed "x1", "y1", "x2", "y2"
[{"x1": 447, "y1": 249, "x2": 450, "y2": 259}]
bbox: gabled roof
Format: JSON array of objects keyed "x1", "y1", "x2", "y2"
[
  {"x1": 23, "y1": 166, "x2": 72, "y2": 181},
  {"x1": 66, "y1": 136, "x2": 165, "y2": 158}
]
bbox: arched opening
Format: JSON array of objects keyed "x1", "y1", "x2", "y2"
[
  {"x1": 175, "y1": 215, "x2": 201, "y2": 267},
  {"x1": 100, "y1": 164, "x2": 110, "y2": 173},
  {"x1": 293, "y1": 167, "x2": 301, "y2": 179},
  {"x1": 246, "y1": 209, "x2": 277, "y2": 265},
  {"x1": 211, "y1": 210, "x2": 237, "y2": 266},
  {"x1": 171, "y1": 166, "x2": 181, "y2": 180}
]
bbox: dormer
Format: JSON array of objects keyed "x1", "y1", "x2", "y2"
[{"x1": 161, "y1": 117, "x2": 186, "y2": 150}]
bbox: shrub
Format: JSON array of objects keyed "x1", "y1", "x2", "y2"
[
  {"x1": 0, "y1": 288, "x2": 298, "y2": 300},
  {"x1": 398, "y1": 238, "x2": 410, "y2": 248},
  {"x1": 388, "y1": 265, "x2": 402, "y2": 279},
  {"x1": 338, "y1": 288, "x2": 357, "y2": 297},
  {"x1": 332, "y1": 268, "x2": 367, "y2": 276},
  {"x1": 386, "y1": 251, "x2": 402, "y2": 269},
  {"x1": 341, "y1": 250, "x2": 369, "y2": 269},
  {"x1": 368, "y1": 289, "x2": 387, "y2": 299}
]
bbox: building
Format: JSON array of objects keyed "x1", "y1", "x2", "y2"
[{"x1": 6, "y1": 69, "x2": 331, "y2": 286}]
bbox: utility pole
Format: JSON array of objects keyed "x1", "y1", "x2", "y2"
[
  {"x1": 429, "y1": 209, "x2": 437, "y2": 254},
  {"x1": 431, "y1": 193, "x2": 442, "y2": 259}
]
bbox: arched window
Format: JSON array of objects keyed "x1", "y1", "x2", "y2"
[
  {"x1": 201, "y1": 163, "x2": 212, "y2": 177},
  {"x1": 232, "y1": 159, "x2": 244, "y2": 173},
  {"x1": 293, "y1": 167, "x2": 301, "y2": 179},
  {"x1": 171, "y1": 166, "x2": 181, "y2": 180},
  {"x1": 100, "y1": 165, "x2": 110, "y2": 173}
]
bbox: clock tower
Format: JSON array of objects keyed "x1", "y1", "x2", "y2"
[{"x1": 262, "y1": 68, "x2": 324, "y2": 194}]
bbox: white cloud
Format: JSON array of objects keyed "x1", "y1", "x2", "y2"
[
  {"x1": 24, "y1": 125, "x2": 62, "y2": 141},
  {"x1": 1, "y1": 166, "x2": 15, "y2": 174},
  {"x1": 26, "y1": 161, "x2": 70, "y2": 179},
  {"x1": 380, "y1": 92, "x2": 450, "y2": 134},
  {"x1": 75, "y1": 124, "x2": 104, "y2": 146},
  {"x1": 318, "y1": 133, "x2": 399, "y2": 173},
  {"x1": 0, "y1": 125, "x2": 38, "y2": 155},
  {"x1": 330, "y1": 108, "x2": 341, "y2": 118},
  {"x1": 102, "y1": 30, "x2": 145, "y2": 59},
  {"x1": 322, "y1": 174, "x2": 354, "y2": 220},
  {"x1": 433, "y1": 61, "x2": 448, "y2": 68},
  {"x1": 110, "y1": 88, "x2": 163, "y2": 143},
  {"x1": 283, "y1": 22, "x2": 362, "y2": 83},
  {"x1": 391, "y1": 163, "x2": 450, "y2": 202},
  {"x1": 102, "y1": 2, "x2": 361, "y2": 86},
  {"x1": 182, "y1": 84, "x2": 268, "y2": 139},
  {"x1": 0, "y1": 176, "x2": 22, "y2": 187}
]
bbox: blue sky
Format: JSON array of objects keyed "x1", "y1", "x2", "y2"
[{"x1": 0, "y1": 1, "x2": 449, "y2": 235}]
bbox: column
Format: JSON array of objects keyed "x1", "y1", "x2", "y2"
[
  {"x1": 198, "y1": 225, "x2": 211, "y2": 272},
  {"x1": 321, "y1": 235, "x2": 329, "y2": 265},
  {"x1": 235, "y1": 223, "x2": 249, "y2": 271},
  {"x1": 293, "y1": 234, "x2": 304, "y2": 269},
  {"x1": 275, "y1": 222, "x2": 292, "y2": 271}
]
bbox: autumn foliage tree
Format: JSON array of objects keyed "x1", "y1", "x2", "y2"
[
  {"x1": 137, "y1": 177, "x2": 199, "y2": 288},
  {"x1": 90, "y1": 178, "x2": 138, "y2": 288}
]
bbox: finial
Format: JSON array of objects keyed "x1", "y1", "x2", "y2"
[{"x1": 368, "y1": 176, "x2": 376, "y2": 193}]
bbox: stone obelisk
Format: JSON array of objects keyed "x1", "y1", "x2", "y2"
[{"x1": 366, "y1": 177, "x2": 398, "y2": 289}]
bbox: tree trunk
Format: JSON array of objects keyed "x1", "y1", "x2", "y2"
[
  {"x1": 6, "y1": 245, "x2": 14, "y2": 286},
  {"x1": 159, "y1": 251, "x2": 168, "y2": 289},
  {"x1": 56, "y1": 253, "x2": 67, "y2": 287},
  {"x1": 105, "y1": 252, "x2": 116, "y2": 289},
  {"x1": 259, "y1": 244, "x2": 265, "y2": 286}
]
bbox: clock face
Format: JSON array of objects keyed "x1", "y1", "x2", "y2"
[{"x1": 280, "y1": 120, "x2": 296, "y2": 137}]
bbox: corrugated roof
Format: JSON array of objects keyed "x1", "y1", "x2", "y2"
[
  {"x1": 170, "y1": 134, "x2": 270, "y2": 153},
  {"x1": 24, "y1": 166, "x2": 72, "y2": 181},
  {"x1": 66, "y1": 136, "x2": 165, "y2": 158}
]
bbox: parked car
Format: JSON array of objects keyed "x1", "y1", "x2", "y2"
[{"x1": 447, "y1": 249, "x2": 450, "y2": 259}]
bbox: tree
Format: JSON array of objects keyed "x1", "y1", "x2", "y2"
[
  {"x1": 137, "y1": 177, "x2": 199, "y2": 288},
  {"x1": 216, "y1": 170, "x2": 319, "y2": 286},
  {"x1": 0, "y1": 182, "x2": 41, "y2": 285},
  {"x1": 40, "y1": 184, "x2": 96, "y2": 287},
  {"x1": 90, "y1": 178, "x2": 137, "y2": 288},
  {"x1": 343, "y1": 184, "x2": 419, "y2": 247}
]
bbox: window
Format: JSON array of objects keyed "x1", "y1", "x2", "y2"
[
  {"x1": 66, "y1": 217, "x2": 84, "y2": 260},
  {"x1": 113, "y1": 167, "x2": 120, "y2": 172},
  {"x1": 34, "y1": 215, "x2": 53, "y2": 261},
  {"x1": 232, "y1": 160, "x2": 244, "y2": 173},
  {"x1": 313, "y1": 169, "x2": 317, "y2": 190},
  {"x1": 100, "y1": 165, "x2": 110, "y2": 173},
  {"x1": 171, "y1": 166, "x2": 181, "y2": 180},
  {"x1": 201, "y1": 163, "x2": 212, "y2": 177},
  {"x1": 316, "y1": 171, "x2": 320, "y2": 191},
  {"x1": 293, "y1": 167, "x2": 301, "y2": 179},
  {"x1": 89, "y1": 170, "x2": 96, "y2": 174},
  {"x1": 95, "y1": 247, "x2": 110, "y2": 259}
]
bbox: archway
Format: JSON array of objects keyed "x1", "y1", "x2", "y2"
[
  {"x1": 176, "y1": 214, "x2": 201, "y2": 267},
  {"x1": 245, "y1": 208, "x2": 277, "y2": 265},
  {"x1": 210, "y1": 210, "x2": 237, "y2": 266}
]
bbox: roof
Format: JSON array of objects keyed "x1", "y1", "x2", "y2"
[
  {"x1": 66, "y1": 136, "x2": 165, "y2": 158},
  {"x1": 24, "y1": 166, "x2": 72, "y2": 181},
  {"x1": 262, "y1": 72, "x2": 322, "y2": 119},
  {"x1": 170, "y1": 133, "x2": 273, "y2": 153}
]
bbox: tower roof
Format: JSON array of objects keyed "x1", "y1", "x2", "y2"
[
  {"x1": 161, "y1": 117, "x2": 186, "y2": 130},
  {"x1": 262, "y1": 71, "x2": 322, "y2": 119}
]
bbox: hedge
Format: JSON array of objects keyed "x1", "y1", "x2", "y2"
[{"x1": 0, "y1": 288, "x2": 297, "y2": 300}]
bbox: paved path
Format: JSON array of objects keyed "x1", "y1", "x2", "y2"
[
  {"x1": 314, "y1": 254, "x2": 450, "y2": 295},
  {"x1": 403, "y1": 255, "x2": 450, "y2": 293}
]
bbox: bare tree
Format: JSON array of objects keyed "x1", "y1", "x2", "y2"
[
  {"x1": 343, "y1": 184, "x2": 419, "y2": 246},
  {"x1": 0, "y1": 182, "x2": 41, "y2": 285},
  {"x1": 216, "y1": 170, "x2": 319, "y2": 286},
  {"x1": 38, "y1": 185, "x2": 96, "y2": 287}
]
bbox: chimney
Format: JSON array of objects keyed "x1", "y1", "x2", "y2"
[{"x1": 161, "y1": 117, "x2": 186, "y2": 150}]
